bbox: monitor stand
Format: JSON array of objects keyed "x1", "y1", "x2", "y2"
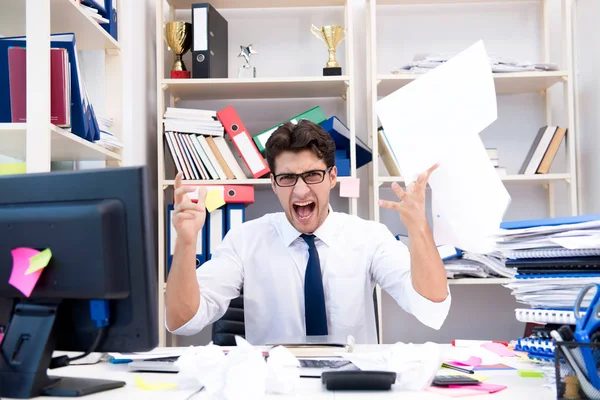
[{"x1": 0, "y1": 302, "x2": 125, "y2": 398}]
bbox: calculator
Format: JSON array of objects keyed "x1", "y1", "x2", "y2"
[{"x1": 432, "y1": 375, "x2": 480, "y2": 386}]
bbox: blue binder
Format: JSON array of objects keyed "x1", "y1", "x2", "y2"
[
  {"x1": 166, "y1": 204, "x2": 206, "y2": 274},
  {"x1": 205, "y1": 206, "x2": 225, "y2": 260},
  {"x1": 225, "y1": 203, "x2": 246, "y2": 232},
  {"x1": 320, "y1": 116, "x2": 372, "y2": 169},
  {"x1": 100, "y1": 0, "x2": 118, "y2": 41},
  {"x1": 0, "y1": 33, "x2": 99, "y2": 141},
  {"x1": 500, "y1": 214, "x2": 600, "y2": 230}
]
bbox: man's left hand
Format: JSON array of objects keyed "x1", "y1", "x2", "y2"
[{"x1": 379, "y1": 163, "x2": 438, "y2": 231}]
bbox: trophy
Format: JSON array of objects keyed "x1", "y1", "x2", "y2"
[
  {"x1": 238, "y1": 44, "x2": 258, "y2": 78},
  {"x1": 164, "y1": 22, "x2": 192, "y2": 79},
  {"x1": 310, "y1": 24, "x2": 345, "y2": 76}
]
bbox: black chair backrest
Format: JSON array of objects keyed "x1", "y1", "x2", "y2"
[
  {"x1": 211, "y1": 288, "x2": 381, "y2": 345},
  {"x1": 211, "y1": 294, "x2": 245, "y2": 346}
]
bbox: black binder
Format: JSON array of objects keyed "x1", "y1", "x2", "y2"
[{"x1": 191, "y1": 3, "x2": 228, "y2": 79}]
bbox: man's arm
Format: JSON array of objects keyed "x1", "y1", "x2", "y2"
[
  {"x1": 407, "y1": 222, "x2": 448, "y2": 303},
  {"x1": 165, "y1": 238, "x2": 200, "y2": 331}
]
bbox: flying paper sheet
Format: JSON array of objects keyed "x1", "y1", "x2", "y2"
[
  {"x1": 8, "y1": 247, "x2": 46, "y2": 297},
  {"x1": 376, "y1": 40, "x2": 510, "y2": 253}
]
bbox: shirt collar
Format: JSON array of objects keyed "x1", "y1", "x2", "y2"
[{"x1": 280, "y1": 204, "x2": 336, "y2": 247}]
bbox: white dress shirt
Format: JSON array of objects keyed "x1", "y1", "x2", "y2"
[{"x1": 166, "y1": 208, "x2": 451, "y2": 344}]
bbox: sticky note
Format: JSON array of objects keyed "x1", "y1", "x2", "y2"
[
  {"x1": 340, "y1": 178, "x2": 360, "y2": 198},
  {"x1": 25, "y1": 248, "x2": 52, "y2": 275},
  {"x1": 8, "y1": 247, "x2": 44, "y2": 297},
  {"x1": 446, "y1": 356, "x2": 482, "y2": 367},
  {"x1": 205, "y1": 189, "x2": 226, "y2": 212},
  {"x1": 481, "y1": 342, "x2": 515, "y2": 357},
  {"x1": 518, "y1": 369, "x2": 544, "y2": 378},
  {"x1": 134, "y1": 375, "x2": 177, "y2": 391}
]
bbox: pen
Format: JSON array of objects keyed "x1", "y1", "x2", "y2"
[{"x1": 441, "y1": 363, "x2": 475, "y2": 374}]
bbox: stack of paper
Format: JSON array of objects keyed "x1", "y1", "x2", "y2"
[
  {"x1": 444, "y1": 252, "x2": 516, "y2": 279},
  {"x1": 498, "y1": 215, "x2": 600, "y2": 309}
]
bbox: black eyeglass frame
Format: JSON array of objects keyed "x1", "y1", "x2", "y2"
[{"x1": 272, "y1": 167, "x2": 333, "y2": 187}]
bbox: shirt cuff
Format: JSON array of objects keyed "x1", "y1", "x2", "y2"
[
  {"x1": 407, "y1": 284, "x2": 451, "y2": 330},
  {"x1": 164, "y1": 296, "x2": 211, "y2": 336}
]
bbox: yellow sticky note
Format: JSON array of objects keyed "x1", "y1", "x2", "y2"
[
  {"x1": 134, "y1": 375, "x2": 177, "y2": 391},
  {"x1": 25, "y1": 248, "x2": 52, "y2": 275},
  {"x1": 340, "y1": 178, "x2": 360, "y2": 198},
  {"x1": 443, "y1": 371, "x2": 490, "y2": 382},
  {"x1": 205, "y1": 189, "x2": 225, "y2": 212}
]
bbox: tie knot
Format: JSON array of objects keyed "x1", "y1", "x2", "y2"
[{"x1": 300, "y1": 234, "x2": 316, "y2": 248}]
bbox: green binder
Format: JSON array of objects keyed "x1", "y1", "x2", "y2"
[{"x1": 253, "y1": 106, "x2": 327, "y2": 154}]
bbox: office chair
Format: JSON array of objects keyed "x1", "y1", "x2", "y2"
[{"x1": 211, "y1": 288, "x2": 381, "y2": 345}]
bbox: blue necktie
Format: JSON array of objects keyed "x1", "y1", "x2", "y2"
[{"x1": 301, "y1": 234, "x2": 328, "y2": 336}]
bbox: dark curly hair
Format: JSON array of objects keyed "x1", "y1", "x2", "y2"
[{"x1": 264, "y1": 119, "x2": 336, "y2": 174}]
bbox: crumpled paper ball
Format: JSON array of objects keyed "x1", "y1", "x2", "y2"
[{"x1": 173, "y1": 336, "x2": 300, "y2": 399}]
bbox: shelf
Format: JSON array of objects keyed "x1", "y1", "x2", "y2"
[
  {"x1": 0, "y1": 0, "x2": 119, "y2": 50},
  {"x1": 448, "y1": 278, "x2": 510, "y2": 285},
  {"x1": 376, "y1": 0, "x2": 533, "y2": 5},
  {"x1": 167, "y1": 0, "x2": 346, "y2": 9},
  {"x1": 163, "y1": 76, "x2": 350, "y2": 100},
  {"x1": 378, "y1": 174, "x2": 571, "y2": 185},
  {"x1": 0, "y1": 123, "x2": 121, "y2": 162},
  {"x1": 377, "y1": 71, "x2": 568, "y2": 97},
  {"x1": 162, "y1": 176, "x2": 355, "y2": 187}
]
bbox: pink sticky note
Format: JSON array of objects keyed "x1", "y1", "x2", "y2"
[
  {"x1": 340, "y1": 178, "x2": 360, "y2": 198},
  {"x1": 481, "y1": 342, "x2": 516, "y2": 357},
  {"x1": 8, "y1": 247, "x2": 43, "y2": 297},
  {"x1": 447, "y1": 356, "x2": 482, "y2": 367},
  {"x1": 449, "y1": 383, "x2": 507, "y2": 393}
]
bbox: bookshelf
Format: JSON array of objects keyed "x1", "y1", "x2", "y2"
[
  {"x1": 366, "y1": 0, "x2": 578, "y2": 342},
  {"x1": 156, "y1": 0, "x2": 357, "y2": 346},
  {"x1": 0, "y1": 0, "x2": 123, "y2": 173}
]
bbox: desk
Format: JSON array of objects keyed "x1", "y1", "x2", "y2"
[{"x1": 6, "y1": 345, "x2": 556, "y2": 399}]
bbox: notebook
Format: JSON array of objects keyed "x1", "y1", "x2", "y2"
[{"x1": 505, "y1": 248, "x2": 600, "y2": 259}]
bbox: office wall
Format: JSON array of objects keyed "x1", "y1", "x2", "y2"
[
  {"x1": 153, "y1": 0, "x2": 593, "y2": 346},
  {"x1": 575, "y1": 0, "x2": 600, "y2": 214}
]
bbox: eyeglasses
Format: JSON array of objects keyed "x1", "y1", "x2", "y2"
[{"x1": 273, "y1": 167, "x2": 332, "y2": 187}]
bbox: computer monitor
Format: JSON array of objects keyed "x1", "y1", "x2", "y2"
[{"x1": 0, "y1": 166, "x2": 158, "y2": 398}]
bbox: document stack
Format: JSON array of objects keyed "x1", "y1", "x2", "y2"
[{"x1": 443, "y1": 250, "x2": 515, "y2": 279}]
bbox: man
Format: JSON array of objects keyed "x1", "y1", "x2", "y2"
[{"x1": 165, "y1": 120, "x2": 450, "y2": 344}]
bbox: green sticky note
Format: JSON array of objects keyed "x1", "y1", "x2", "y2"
[
  {"x1": 205, "y1": 189, "x2": 225, "y2": 212},
  {"x1": 25, "y1": 248, "x2": 52, "y2": 275},
  {"x1": 518, "y1": 369, "x2": 544, "y2": 378}
]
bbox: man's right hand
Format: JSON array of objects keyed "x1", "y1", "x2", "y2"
[{"x1": 173, "y1": 172, "x2": 207, "y2": 246}]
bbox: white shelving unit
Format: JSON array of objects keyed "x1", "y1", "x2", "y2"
[
  {"x1": 0, "y1": 0, "x2": 123, "y2": 172},
  {"x1": 366, "y1": 0, "x2": 578, "y2": 341},
  {"x1": 156, "y1": 0, "x2": 357, "y2": 347}
]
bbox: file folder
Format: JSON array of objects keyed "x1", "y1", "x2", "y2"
[
  {"x1": 0, "y1": 33, "x2": 99, "y2": 142},
  {"x1": 205, "y1": 207, "x2": 225, "y2": 260},
  {"x1": 186, "y1": 184, "x2": 254, "y2": 204},
  {"x1": 225, "y1": 203, "x2": 245, "y2": 232},
  {"x1": 100, "y1": 0, "x2": 118, "y2": 41},
  {"x1": 191, "y1": 3, "x2": 228, "y2": 79},
  {"x1": 167, "y1": 204, "x2": 206, "y2": 274},
  {"x1": 320, "y1": 116, "x2": 372, "y2": 169},
  {"x1": 217, "y1": 105, "x2": 270, "y2": 178}
]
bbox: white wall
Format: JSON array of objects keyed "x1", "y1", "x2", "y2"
[
  {"x1": 575, "y1": 0, "x2": 600, "y2": 214},
  {"x1": 145, "y1": 0, "x2": 592, "y2": 346}
]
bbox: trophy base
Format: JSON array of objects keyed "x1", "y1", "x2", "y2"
[
  {"x1": 323, "y1": 67, "x2": 342, "y2": 76},
  {"x1": 170, "y1": 70, "x2": 191, "y2": 79},
  {"x1": 238, "y1": 66, "x2": 257, "y2": 79}
]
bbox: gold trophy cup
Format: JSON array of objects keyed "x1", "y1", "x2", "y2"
[
  {"x1": 165, "y1": 22, "x2": 192, "y2": 79},
  {"x1": 310, "y1": 24, "x2": 345, "y2": 76}
]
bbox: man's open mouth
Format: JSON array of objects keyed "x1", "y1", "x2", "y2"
[{"x1": 293, "y1": 201, "x2": 316, "y2": 221}]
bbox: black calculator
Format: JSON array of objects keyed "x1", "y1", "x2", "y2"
[{"x1": 432, "y1": 375, "x2": 480, "y2": 386}]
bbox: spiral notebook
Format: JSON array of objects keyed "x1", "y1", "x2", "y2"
[
  {"x1": 515, "y1": 308, "x2": 578, "y2": 325},
  {"x1": 505, "y1": 248, "x2": 600, "y2": 259}
]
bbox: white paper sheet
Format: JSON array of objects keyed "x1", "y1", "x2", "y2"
[{"x1": 376, "y1": 40, "x2": 511, "y2": 253}]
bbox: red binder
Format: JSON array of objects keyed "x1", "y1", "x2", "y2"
[
  {"x1": 216, "y1": 105, "x2": 270, "y2": 178},
  {"x1": 186, "y1": 184, "x2": 254, "y2": 204}
]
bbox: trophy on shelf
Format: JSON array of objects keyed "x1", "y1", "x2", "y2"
[
  {"x1": 238, "y1": 44, "x2": 258, "y2": 78},
  {"x1": 310, "y1": 24, "x2": 345, "y2": 76},
  {"x1": 164, "y1": 21, "x2": 192, "y2": 79}
]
